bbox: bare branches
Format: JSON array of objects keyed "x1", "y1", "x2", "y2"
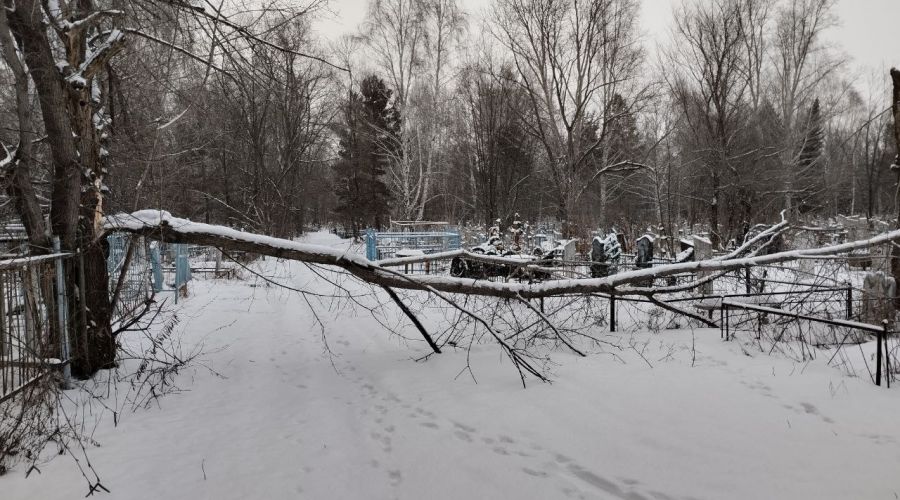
[
  {"x1": 119, "y1": 28, "x2": 233, "y2": 78},
  {"x1": 155, "y1": 0, "x2": 350, "y2": 72},
  {"x1": 493, "y1": 0, "x2": 646, "y2": 228}
]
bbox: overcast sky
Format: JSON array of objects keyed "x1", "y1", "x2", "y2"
[{"x1": 314, "y1": 0, "x2": 900, "y2": 75}]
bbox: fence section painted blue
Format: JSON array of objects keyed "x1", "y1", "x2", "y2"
[
  {"x1": 174, "y1": 244, "x2": 192, "y2": 292},
  {"x1": 150, "y1": 244, "x2": 164, "y2": 292},
  {"x1": 364, "y1": 230, "x2": 461, "y2": 261}
]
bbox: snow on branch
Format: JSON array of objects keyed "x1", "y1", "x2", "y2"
[
  {"x1": 65, "y1": 29, "x2": 125, "y2": 88},
  {"x1": 46, "y1": 5, "x2": 124, "y2": 34}
]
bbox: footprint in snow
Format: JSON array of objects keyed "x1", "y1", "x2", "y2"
[
  {"x1": 453, "y1": 430, "x2": 473, "y2": 442},
  {"x1": 522, "y1": 467, "x2": 549, "y2": 478}
]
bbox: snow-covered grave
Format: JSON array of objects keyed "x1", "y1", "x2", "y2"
[{"x1": 3, "y1": 230, "x2": 900, "y2": 500}]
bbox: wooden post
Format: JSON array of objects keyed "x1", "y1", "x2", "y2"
[{"x1": 745, "y1": 267, "x2": 751, "y2": 294}]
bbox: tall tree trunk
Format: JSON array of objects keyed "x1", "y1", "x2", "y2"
[
  {"x1": 710, "y1": 172, "x2": 720, "y2": 249},
  {"x1": 0, "y1": 6, "x2": 49, "y2": 253},
  {"x1": 889, "y1": 68, "x2": 900, "y2": 307},
  {"x1": 7, "y1": 0, "x2": 116, "y2": 377}
]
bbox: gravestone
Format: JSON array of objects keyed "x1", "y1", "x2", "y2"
[
  {"x1": 693, "y1": 235, "x2": 713, "y2": 295},
  {"x1": 590, "y1": 236, "x2": 608, "y2": 278},
  {"x1": 869, "y1": 243, "x2": 892, "y2": 274},
  {"x1": 591, "y1": 234, "x2": 621, "y2": 278},
  {"x1": 635, "y1": 235, "x2": 654, "y2": 269}
]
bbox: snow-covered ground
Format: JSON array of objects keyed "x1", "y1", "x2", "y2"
[{"x1": 3, "y1": 231, "x2": 900, "y2": 499}]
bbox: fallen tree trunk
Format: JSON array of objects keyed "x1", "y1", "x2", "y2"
[{"x1": 105, "y1": 210, "x2": 900, "y2": 300}]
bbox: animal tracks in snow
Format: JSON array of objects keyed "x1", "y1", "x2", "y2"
[{"x1": 345, "y1": 375, "x2": 662, "y2": 500}]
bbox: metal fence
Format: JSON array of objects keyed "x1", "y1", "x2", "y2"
[
  {"x1": 365, "y1": 229, "x2": 461, "y2": 261},
  {"x1": 0, "y1": 253, "x2": 70, "y2": 404},
  {"x1": 107, "y1": 234, "x2": 155, "y2": 322},
  {"x1": 140, "y1": 241, "x2": 194, "y2": 304},
  {"x1": 2, "y1": 235, "x2": 233, "y2": 403}
]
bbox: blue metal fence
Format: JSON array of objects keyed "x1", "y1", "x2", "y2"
[
  {"x1": 106, "y1": 234, "x2": 153, "y2": 320},
  {"x1": 365, "y1": 229, "x2": 461, "y2": 261},
  {"x1": 107, "y1": 237, "x2": 194, "y2": 306}
]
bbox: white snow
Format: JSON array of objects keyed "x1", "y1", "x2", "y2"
[{"x1": 5, "y1": 231, "x2": 900, "y2": 500}]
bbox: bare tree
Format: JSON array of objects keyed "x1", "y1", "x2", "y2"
[
  {"x1": 0, "y1": 6, "x2": 48, "y2": 252},
  {"x1": 772, "y1": 0, "x2": 840, "y2": 215},
  {"x1": 459, "y1": 61, "x2": 537, "y2": 226},
  {"x1": 494, "y1": 0, "x2": 646, "y2": 235},
  {"x1": 666, "y1": 0, "x2": 753, "y2": 248},
  {"x1": 740, "y1": 0, "x2": 775, "y2": 112}
]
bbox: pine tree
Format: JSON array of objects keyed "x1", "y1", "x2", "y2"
[
  {"x1": 333, "y1": 75, "x2": 399, "y2": 236},
  {"x1": 798, "y1": 98, "x2": 825, "y2": 171}
]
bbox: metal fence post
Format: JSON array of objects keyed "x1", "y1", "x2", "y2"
[
  {"x1": 150, "y1": 244, "x2": 163, "y2": 293},
  {"x1": 53, "y1": 237, "x2": 71, "y2": 389},
  {"x1": 723, "y1": 296, "x2": 730, "y2": 341},
  {"x1": 845, "y1": 281, "x2": 853, "y2": 320},
  {"x1": 609, "y1": 295, "x2": 616, "y2": 332},
  {"x1": 365, "y1": 229, "x2": 377, "y2": 260},
  {"x1": 876, "y1": 320, "x2": 884, "y2": 387},
  {"x1": 883, "y1": 320, "x2": 891, "y2": 389},
  {"x1": 720, "y1": 302, "x2": 725, "y2": 339}
]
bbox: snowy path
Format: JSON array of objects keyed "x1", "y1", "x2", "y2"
[{"x1": 4, "y1": 232, "x2": 900, "y2": 499}]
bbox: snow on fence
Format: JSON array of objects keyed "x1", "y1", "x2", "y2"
[{"x1": 365, "y1": 228, "x2": 461, "y2": 266}]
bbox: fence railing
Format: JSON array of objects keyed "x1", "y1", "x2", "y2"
[
  {"x1": 0, "y1": 252, "x2": 70, "y2": 403},
  {"x1": 720, "y1": 298, "x2": 896, "y2": 387}
]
